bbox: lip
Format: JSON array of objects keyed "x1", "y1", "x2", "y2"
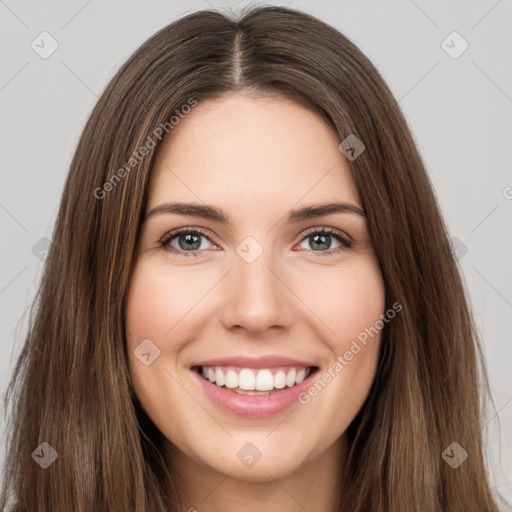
[
  {"x1": 189, "y1": 355, "x2": 315, "y2": 369},
  {"x1": 190, "y1": 360, "x2": 319, "y2": 418}
]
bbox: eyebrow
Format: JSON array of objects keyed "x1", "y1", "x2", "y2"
[{"x1": 145, "y1": 201, "x2": 366, "y2": 223}]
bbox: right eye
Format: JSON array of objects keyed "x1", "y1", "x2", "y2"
[{"x1": 160, "y1": 227, "x2": 219, "y2": 257}]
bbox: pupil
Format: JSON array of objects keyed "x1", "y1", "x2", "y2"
[
  {"x1": 311, "y1": 233, "x2": 329, "y2": 250},
  {"x1": 179, "y1": 233, "x2": 200, "y2": 250}
]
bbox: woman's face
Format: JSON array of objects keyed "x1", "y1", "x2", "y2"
[{"x1": 125, "y1": 93, "x2": 385, "y2": 482}]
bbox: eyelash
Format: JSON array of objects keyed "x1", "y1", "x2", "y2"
[{"x1": 159, "y1": 226, "x2": 353, "y2": 257}]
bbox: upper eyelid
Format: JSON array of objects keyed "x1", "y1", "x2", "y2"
[
  {"x1": 161, "y1": 227, "x2": 217, "y2": 245},
  {"x1": 300, "y1": 226, "x2": 353, "y2": 244}
]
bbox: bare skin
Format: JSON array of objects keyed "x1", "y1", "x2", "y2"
[{"x1": 125, "y1": 93, "x2": 385, "y2": 511}]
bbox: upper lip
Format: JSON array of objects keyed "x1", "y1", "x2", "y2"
[{"x1": 190, "y1": 355, "x2": 317, "y2": 369}]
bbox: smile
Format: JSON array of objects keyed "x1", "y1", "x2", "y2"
[
  {"x1": 196, "y1": 365, "x2": 314, "y2": 394},
  {"x1": 190, "y1": 357, "x2": 319, "y2": 417}
]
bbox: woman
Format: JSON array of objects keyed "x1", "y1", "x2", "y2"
[{"x1": 1, "y1": 5, "x2": 508, "y2": 511}]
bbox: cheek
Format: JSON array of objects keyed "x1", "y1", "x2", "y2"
[
  {"x1": 125, "y1": 271, "x2": 166, "y2": 345},
  {"x1": 302, "y1": 257, "x2": 386, "y2": 350},
  {"x1": 294, "y1": 260, "x2": 385, "y2": 436},
  {"x1": 124, "y1": 262, "x2": 183, "y2": 403},
  {"x1": 299, "y1": 257, "x2": 385, "y2": 397},
  {"x1": 124, "y1": 261, "x2": 200, "y2": 443},
  {"x1": 125, "y1": 260, "x2": 209, "y2": 346}
]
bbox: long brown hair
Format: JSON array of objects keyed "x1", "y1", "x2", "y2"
[{"x1": 1, "y1": 6, "x2": 508, "y2": 511}]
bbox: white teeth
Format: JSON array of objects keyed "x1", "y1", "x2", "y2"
[
  {"x1": 198, "y1": 365, "x2": 313, "y2": 391},
  {"x1": 215, "y1": 368, "x2": 225, "y2": 387},
  {"x1": 225, "y1": 370, "x2": 238, "y2": 389},
  {"x1": 286, "y1": 368, "x2": 297, "y2": 387},
  {"x1": 273, "y1": 370, "x2": 287, "y2": 389},
  {"x1": 296, "y1": 368, "x2": 306, "y2": 384},
  {"x1": 238, "y1": 369, "x2": 256, "y2": 390},
  {"x1": 255, "y1": 369, "x2": 274, "y2": 391}
]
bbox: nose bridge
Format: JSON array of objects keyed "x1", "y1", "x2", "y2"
[{"x1": 220, "y1": 236, "x2": 293, "y2": 333}]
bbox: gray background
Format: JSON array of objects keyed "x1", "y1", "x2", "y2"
[{"x1": 1, "y1": 0, "x2": 511, "y2": 505}]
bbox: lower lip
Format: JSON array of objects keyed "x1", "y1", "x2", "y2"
[{"x1": 191, "y1": 368, "x2": 317, "y2": 418}]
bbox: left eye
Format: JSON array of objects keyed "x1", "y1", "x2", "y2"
[
  {"x1": 297, "y1": 229, "x2": 352, "y2": 253},
  {"x1": 160, "y1": 227, "x2": 352, "y2": 256}
]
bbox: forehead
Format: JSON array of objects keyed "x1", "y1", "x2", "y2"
[{"x1": 147, "y1": 94, "x2": 362, "y2": 214}]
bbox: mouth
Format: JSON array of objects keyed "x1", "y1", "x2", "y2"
[
  {"x1": 192, "y1": 365, "x2": 319, "y2": 395},
  {"x1": 189, "y1": 359, "x2": 320, "y2": 418}
]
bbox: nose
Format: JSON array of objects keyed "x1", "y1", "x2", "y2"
[{"x1": 219, "y1": 246, "x2": 294, "y2": 335}]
